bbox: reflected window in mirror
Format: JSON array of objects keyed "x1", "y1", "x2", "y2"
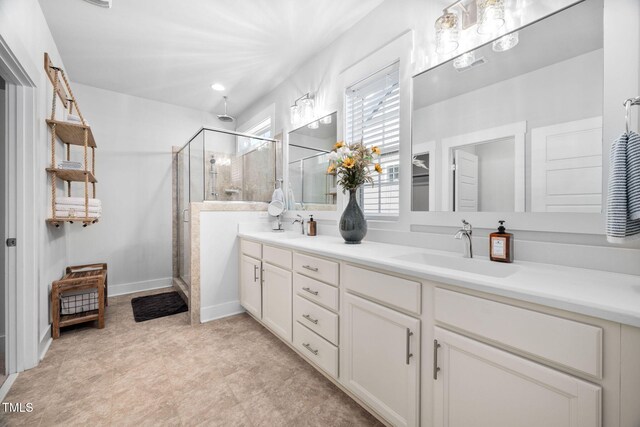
[
  {"x1": 411, "y1": 0, "x2": 604, "y2": 213},
  {"x1": 288, "y1": 112, "x2": 337, "y2": 211}
]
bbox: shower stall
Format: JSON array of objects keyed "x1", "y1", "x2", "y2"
[{"x1": 174, "y1": 127, "x2": 277, "y2": 320}]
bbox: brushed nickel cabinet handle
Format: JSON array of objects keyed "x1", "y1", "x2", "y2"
[
  {"x1": 302, "y1": 287, "x2": 319, "y2": 296},
  {"x1": 406, "y1": 328, "x2": 414, "y2": 365},
  {"x1": 302, "y1": 265, "x2": 319, "y2": 272},
  {"x1": 433, "y1": 339, "x2": 441, "y2": 380},
  {"x1": 253, "y1": 265, "x2": 259, "y2": 282},
  {"x1": 302, "y1": 314, "x2": 318, "y2": 324},
  {"x1": 303, "y1": 342, "x2": 318, "y2": 355}
]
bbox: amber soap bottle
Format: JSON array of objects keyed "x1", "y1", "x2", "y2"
[
  {"x1": 308, "y1": 215, "x2": 317, "y2": 236},
  {"x1": 489, "y1": 220, "x2": 513, "y2": 263}
]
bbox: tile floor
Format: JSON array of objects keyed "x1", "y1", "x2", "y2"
[{"x1": 1, "y1": 289, "x2": 382, "y2": 427}]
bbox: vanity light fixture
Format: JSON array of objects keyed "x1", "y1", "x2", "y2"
[
  {"x1": 290, "y1": 93, "x2": 315, "y2": 126},
  {"x1": 492, "y1": 31, "x2": 519, "y2": 52},
  {"x1": 453, "y1": 51, "x2": 476, "y2": 69},
  {"x1": 211, "y1": 83, "x2": 225, "y2": 91},
  {"x1": 477, "y1": 0, "x2": 505, "y2": 35}
]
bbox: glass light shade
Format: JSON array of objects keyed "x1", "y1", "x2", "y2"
[
  {"x1": 320, "y1": 115, "x2": 332, "y2": 125},
  {"x1": 307, "y1": 121, "x2": 319, "y2": 130},
  {"x1": 492, "y1": 31, "x2": 519, "y2": 52},
  {"x1": 299, "y1": 97, "x2": 315, "y2": 124},
  {"x1": 477, "y1": 0, "x2": 505, "y2": 35},
  {"x1": 435, "y1": 12, "x2": 459, "y2": 54},
  {"x1": 290, "y1": 104, "x2": 300, "y2": 126},
  {"x1": 453, "y1": 51, "x2": 476, "y2": 69}
]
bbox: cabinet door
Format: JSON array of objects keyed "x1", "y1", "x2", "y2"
[
  {"x1": 342, "y1": 293, "x2": 420, "y2": 427},
  {"x1": 263, "y1": 263, "x2": 293, "y2": 342},
  {"x1": 239, "y1": 255, "x2": 262, "y2": 319},
  {"x1": 433, "y1": 327, "x2": 601, "y2": 427}
]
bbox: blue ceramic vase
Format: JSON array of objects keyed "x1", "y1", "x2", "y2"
[{"x1": 339, "y1": 189, "x2": 367, "y2": 244}]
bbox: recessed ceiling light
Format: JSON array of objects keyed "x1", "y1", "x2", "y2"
[{"x1": 211, "y1": 83, "x2": 225, "y2": 91}]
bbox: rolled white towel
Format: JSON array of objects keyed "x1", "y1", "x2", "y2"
[
  {"x1": 66, "y1": 114, "x2": 88, "y2": 126},
  {"x1": 55, "y1": 211, "x2": 101, "y2": 219},
  {"x1": 56, "y1": 197, "x2": 101, "y2": 207},
  {"x1": 56, "y1": 204, "x2": 102, "y2": 213},
  {"x1": 271, "y1": 188, "x2": 285, "y2": 203}
]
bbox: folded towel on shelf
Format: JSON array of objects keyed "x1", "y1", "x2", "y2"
[
  {"x1": 57, "y1": 161, "x2": 84, "y2": 170},
  {"x1": 606, "y1": 131, "x2": 640, "y2": 242},
  {"x1": 55, "y1": 204, "x2": 102, "y2": 214},
  {"x1": 66, "y1": 114, "x2": 88, "y2": 126},
  {"x1": 55, "y1": 211, "x2": 101, "y2": 219},
  {"x1": 56, "y1": 197, "x2": 101, "y2": 207}
]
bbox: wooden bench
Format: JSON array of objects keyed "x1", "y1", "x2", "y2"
[{"x1": 51, "y1": 263, "x2": 108, "y2": 339}]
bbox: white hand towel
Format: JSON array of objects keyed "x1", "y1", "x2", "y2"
[
  {"x1": 55, "y1": 211, "x2": 101, "y2": 219},
  {"x1": 56, "y1": 197, "x2": 101, "y2": 207},
  {"x1": 606, "y1": 131, "x2": 640, "y2": 242},
  {"x1": 271, "y1": 188, "x2": 285, "y2": 203},
  {"x1": 55, "y1": 204, "x2": 102, "y2": 213}
]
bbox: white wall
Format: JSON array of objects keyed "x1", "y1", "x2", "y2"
[
  {"x1": 199, "y1": 211, "x2": 268, "y2": 322},
  {"x1": 66, "y1": 83, "x2": 221, "y2": 296},
  {"x1": 0, "y1": 0, "x2": 74, "y2": 364}
]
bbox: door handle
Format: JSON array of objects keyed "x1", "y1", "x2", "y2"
[
  {"x1": 302, "y1": 265, "x2": 318, "y2": 272},
  {"x1": 406, "y1": 328, "x2": 414, "y2": 365},
  {"x1": 182, "y1": 208, "x2": 189, "y2": 223},
  {"x1": 302, "y1": 287, "x2": 318, "y2": 296},
  {"x1": 302, "y1": 314, "x2": 318, "y2": 325},
  {"x1": 253, "y1": 265, "x2": 259, "y2": 282},
  {"x1": 433, "y1": 339, "x2": 441, "y2": 380}
]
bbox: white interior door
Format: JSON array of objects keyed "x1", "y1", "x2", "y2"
[
  {"x1": 454, "y1": 150, "x2": 478, "y2": 212},
  {"x1": 262, "y1": 263, "x2": 292, "y2": 342},
  {"x1": 434, "y1": 327, "x2": 601, "y2": 427},
  {"x1": 531, "y1": 117, "x2": 603, "y2": 212}
]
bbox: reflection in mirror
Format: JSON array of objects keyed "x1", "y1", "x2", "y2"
[
  {"x1": 412, "y1": 0, "x2": 604, "y2": 213},
  {"x1": 288, "y1": 112, "x2": 337, "y2": 210}
]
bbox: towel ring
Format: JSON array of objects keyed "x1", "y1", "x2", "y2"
[{"x1": 624, "y1": 96, "x2": 640, "y2": 134}]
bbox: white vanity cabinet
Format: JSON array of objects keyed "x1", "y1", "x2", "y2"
[
  {"x1": 262, "y1": 260, "x2": 293, "y2": 342},
  {"x1": 342, "y1": 277, "x2": 421, "y2": 427},
  {"x1": 239, "y1": 254, "x2": 262, "y2": 319},
  {"x1": 433, "y1": 327, "x2": 602, "y2": 427}
]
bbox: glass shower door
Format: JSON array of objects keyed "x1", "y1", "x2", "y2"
[{"x1": 177, "y1": 149, "x2": 190, "y2": 286}]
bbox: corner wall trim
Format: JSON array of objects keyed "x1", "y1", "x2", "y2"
[
  {"x1": 108, "y1": 277, "x2": 173, "y2": 297},
  {"x1": 38, "y1": 326, "x2": 52, "y2": 361},
  {"x1": 200, "y1": 301, "x2": 245, "y2": 323}
]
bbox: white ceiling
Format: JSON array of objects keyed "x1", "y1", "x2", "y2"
[{"x1": 39, "y1": 0, "x2": 384, "y2": 118}]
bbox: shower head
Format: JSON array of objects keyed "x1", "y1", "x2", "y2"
[{"x1": 217, "y1": 96, "x2": 235, "y2": 123}]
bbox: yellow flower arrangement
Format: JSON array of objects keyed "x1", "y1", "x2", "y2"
[{"x1": 327, "y1": 141, "x2": 382, "y2": 192}]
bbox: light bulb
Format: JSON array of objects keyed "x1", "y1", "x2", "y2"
[{"x1": 210, "y1": 83, "x2": 225, "y2": 91}]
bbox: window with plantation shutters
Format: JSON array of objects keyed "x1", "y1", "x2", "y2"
[{"x1": 346, "y1": 62, "x2": 400, "y2": 217}]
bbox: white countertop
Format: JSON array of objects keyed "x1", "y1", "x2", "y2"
[{"x1": 239, "y1": 231, "x2": 640, "y2": 328}]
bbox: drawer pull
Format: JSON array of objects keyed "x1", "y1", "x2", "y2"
[
  {"x1": 433, "y1": 339, "x2": 441, "y2": 380},
  {"x1": 302, "y1": 287, "x2": 319, "y2": 296},
  {"x1": 302, "y1": 314, "x2": 318, "y2": 324},
  {"x1": 303, "y1": 342, "x2": 318, "y2": 355},
  {"x1": 302, "y1": 265, "x2": 319, "y2": 272},
  {"x1": 253, "y1": 265, "x2": 259, "y2": 282},
  {"x1": 406, "y1": 328, "x2": 414, "y2": 365}
]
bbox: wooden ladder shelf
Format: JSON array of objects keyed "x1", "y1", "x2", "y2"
[{"x1": 44, "y1": 53, "x2": 99, "y2": 228}]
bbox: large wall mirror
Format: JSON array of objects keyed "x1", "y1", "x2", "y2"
[
  {"x1": 288, "y1": 112, "x2": 337, "y2": 211},
  {"x1": 412, "y1": 0, "x2": 604, "y2": 213}
]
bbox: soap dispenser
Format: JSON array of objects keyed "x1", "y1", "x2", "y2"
[
  {"x1": 308, "y1": 215, "x2": 317, "y2": 236},
  {"x1": 489, "y1": 220, "x2": 513, "y2": 263}
]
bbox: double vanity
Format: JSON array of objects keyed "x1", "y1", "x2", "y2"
[{"x1": 238, "y1": 231, "x2": 640, "y2": 427}]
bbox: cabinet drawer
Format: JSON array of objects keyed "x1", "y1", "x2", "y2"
[
  {"x1": 240, "y1": 239, "x2": 261, "y2": 259},
  {"x1": 293, "y1": 294, "x2": 338, "y2": 345},
  {"x1": 263, "y1": 245, "x2": 292, "y2": 270},
  {"x1": 294, "y1": 273, "x2": 339, "y2": 312},
  {"x1": 293, "y1": 253, "x2": 339, "y2": 286},
  {"x1": 435, "y1": 288, "x2": 603, "y2": 378},
  {"x1": 293, "y1": 322, "x2": 338, "y2": 378},
  {"x1": 343, "y1": 265, "x2": 421, "y2": 315}
]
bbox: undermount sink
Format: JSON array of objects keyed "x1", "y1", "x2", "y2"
[{"x1": 392, "y1": 252, "x2": 519, "y2": 278}]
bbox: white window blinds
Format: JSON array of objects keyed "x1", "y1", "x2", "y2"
[{"x1": 346, "y1": 62, "x2": 400, "y2": 216}]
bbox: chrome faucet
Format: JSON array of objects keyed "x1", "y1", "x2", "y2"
[
  {"x1": 292, "y1": 214, "x2": 305, "y2": 235},
  {"x1": 454, "y1": 219, "x2": 473, "y2": 258}
]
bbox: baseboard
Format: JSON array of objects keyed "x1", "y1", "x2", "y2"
[
  {"x1": 109, "y1": 277, "x2": 173, "y2": 297},
  {"x1": 200, "y1": 300, "x2": 245, "y2": 323},
  {"x1": 39, "y1": 326, "x2": 52, "y2": 362},
  {"x1": 0, "y1": 373, "x2": 17, "y2": 402}
]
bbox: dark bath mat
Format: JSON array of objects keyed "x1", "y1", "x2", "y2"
[{"x1": 131, "y1": 292, "x2": 187, "y2": 322}]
